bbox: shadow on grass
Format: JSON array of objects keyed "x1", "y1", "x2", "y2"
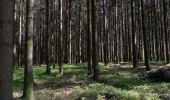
[
  {"x1": 13, "y1": 63, "x2": 165, "y2": 94},
  {"x1": 13, "y1": 80, "x2": 23, "y2": 91},
  {"x1": 33, "y1": 64, "x2": 152, "y2": 91},
  {"x1": 98, "y1": 75, "x2": 148, "y2": 90},
  {"x1": 32, "y1": 64, "x2": 87, "y2": 91},
  {"x1": 34, "y1": 81, "x2": 84, "y2": 90},
  {"x1": 98, "y1": 66, "x2": 153, "y2": 90}
]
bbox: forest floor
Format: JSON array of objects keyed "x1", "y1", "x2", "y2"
[{"x1": 13, "y1": 62, "x2": 170, "y2": 100}]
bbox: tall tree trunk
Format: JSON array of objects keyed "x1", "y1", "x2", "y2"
[
  {"x1": 130, "y1": 0, "x2": 138, "y2": 68},
  {"x1": 163, "y1": 0, "x2": 169, "y2": 63},
  {"x1": 91, "y1": 0, "x2": 99, "y2": 80},
  {"x1": 68, "y1": 0, "x2": 72, "y2": 63},
  {"x1": 45, "y1": 0, "x2": 51, "y2": 74},
  {"x1": 23, "y1": 0, "x2": 34, "y2": 99},
  {"x1": 0, "y1": 0, "x2": 13, "y2": 99},
  {"x1": 77, "y1": 0, "x2": 82, "y2": 63},
  {"x1": 58, "y1": 0, "x2": 63, "y2": 74},
  {"x1": 64, "y1": 0, "x2": 69, "y2": 63},
  {"x1": 141, "y1": 0, "x2": 150, "y2": 71},
  {"x1": 87, "y1": 0, "x2": 92, "y2": 75},
  {"x1": 103, "y1": 0, "x2": 109, "y2": 66}
]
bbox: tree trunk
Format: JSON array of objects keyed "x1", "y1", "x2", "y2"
[
  {"x1": 103, "y1": 0, "x2": 109, "y2": 66},
  {"x1": 141, "y1": 0, "x2": 150, "y2": 71},
  {"x1": 23, "y1": 0, "x2": 34, "y2": 99},
  {"x1": 45, "y1": 0, "x2": 51, "y2": 74},
  {"x1": 0, "y1": 0, "x2": 13, "y2": 99},
  {"x1": 87, "y1": 0, "x2": 92, "y2": 75},
  {"x1": 163, "y1": 0, "x2": 169, "y2": 64},
  {"x1": 58, "y1": 0, "x2": 64, "y2": 74},
  {"x1": 130, "y1": 0, "x2": 138, "y2": 68},
  {"x1": 91, "y1": 0, "x2": 99, "y2": 80}
]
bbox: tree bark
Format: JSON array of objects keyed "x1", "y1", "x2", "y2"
[
  {"x1": 163, "y1": 0, "x2": 169, "y2": 64},
  {"x1": 87, "y1": 0, "x2": 93, "y2": 75},
  {"x1": 91, "y1": 0, "x2": 99, "y2": 80},
  {"x1": 0, "y1": 0, "x2": 14, "y2": 100},
  {"x1": 45, "y1": 0, "x2": 51, "y2": 74},
  {"x1": 141, "y1": 0, "x2": 150, "y2": 71},
  {"x1": 23, "y1": 0, "x2": 34, "y2": 99},
  {"x1": 130, "y1": 0, "x2": 138, "y2": 68},
  {"x1": 58, "y1": 0, "x2": 64, "y2": 74}
]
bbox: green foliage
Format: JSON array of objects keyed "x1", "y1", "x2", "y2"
[
  {"x1": 74, "y1": 83, "x2": 141, "y2": 100},
  {"x1": 13, "y1": 62, "x2": 170, "y2": 100},
  {"x1": 149, "y1": 61, "x2": 167, "y2": 66},
  {"x1": 13, "y1": 68, "x2": 24, "y2": 91}
]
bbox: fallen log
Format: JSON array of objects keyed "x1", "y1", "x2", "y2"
[{"x1": 139, "y1": 68, "x2": 170, "y2": 82}]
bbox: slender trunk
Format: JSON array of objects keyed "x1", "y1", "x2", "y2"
[
  {"x1": 103, "y1": 0, "x2": 109, "y2": 65},
  {"x1": 45, "y1": 0, "x2": 51, "y2": 74},
  {"x1": 91, "y1": 0, "x2": 99, "y2": 80},
  {"x1": 141, "y1": 0, "x2": 150, "y2": 71},
  {"x1": 58, "y1": 0, "x2": 63, "y2": 74},
  {"x1": 163, "y1": 0, "x2": 169, "y2": 63},
  {"x1": 23, "y1": 0, "x2": 34, "y2": 99},
  {"x1": 87, "y1": 0, "x2": 92, "y2": 75},
  {"x1": 130, "y1": 0, "x2": 138, "y2": 68}
]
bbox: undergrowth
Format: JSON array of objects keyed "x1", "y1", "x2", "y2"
[{"x1": 13, "y1": 62, "x2": 170, "y2": 100}]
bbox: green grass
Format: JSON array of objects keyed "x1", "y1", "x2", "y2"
[
  {"x1": 149, "y1": 61, "x2": 167, "y2": 66},
  {"x1": 13, "y1": 62, "x2": 170, "y2": 100}
]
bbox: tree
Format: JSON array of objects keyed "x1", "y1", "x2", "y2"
[
  {"x1": 103, "y1": 0, "x2": 109, "y2": 66},
  {"x1": 58, "y1": 0, "x2": 64, "y2": 74},
  {"x1": 87, "y1": 0, "x2": 93, "y2": 75},
  {"x1": 163, "y1": 0, "x2": 169, "y2": 64},
  {"x1": 68, "y1": 0, "x2": 72, "y2": 63},
  {"x1": 23, "y1": 0, "x2": 34, "y2": 99},
  {"x1": 91, "y1": 0, "x2": 99, "y2": 80},
  {"x1": 45, "y1": 0, "x2": 51, "y2": 74},
  {"x1": 0, "y1": 0, "x2": 14, "y2": 99},
  {"x1": 130, "y1": 0, "x2": 138, "y2": 68},
  {"x1": 141, "y1": 0, "x2": 150, "y2": 71}
]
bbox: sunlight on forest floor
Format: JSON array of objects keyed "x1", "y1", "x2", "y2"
[{"x1": 13, "y1": 62, "x2": 170, "y2": 100}]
